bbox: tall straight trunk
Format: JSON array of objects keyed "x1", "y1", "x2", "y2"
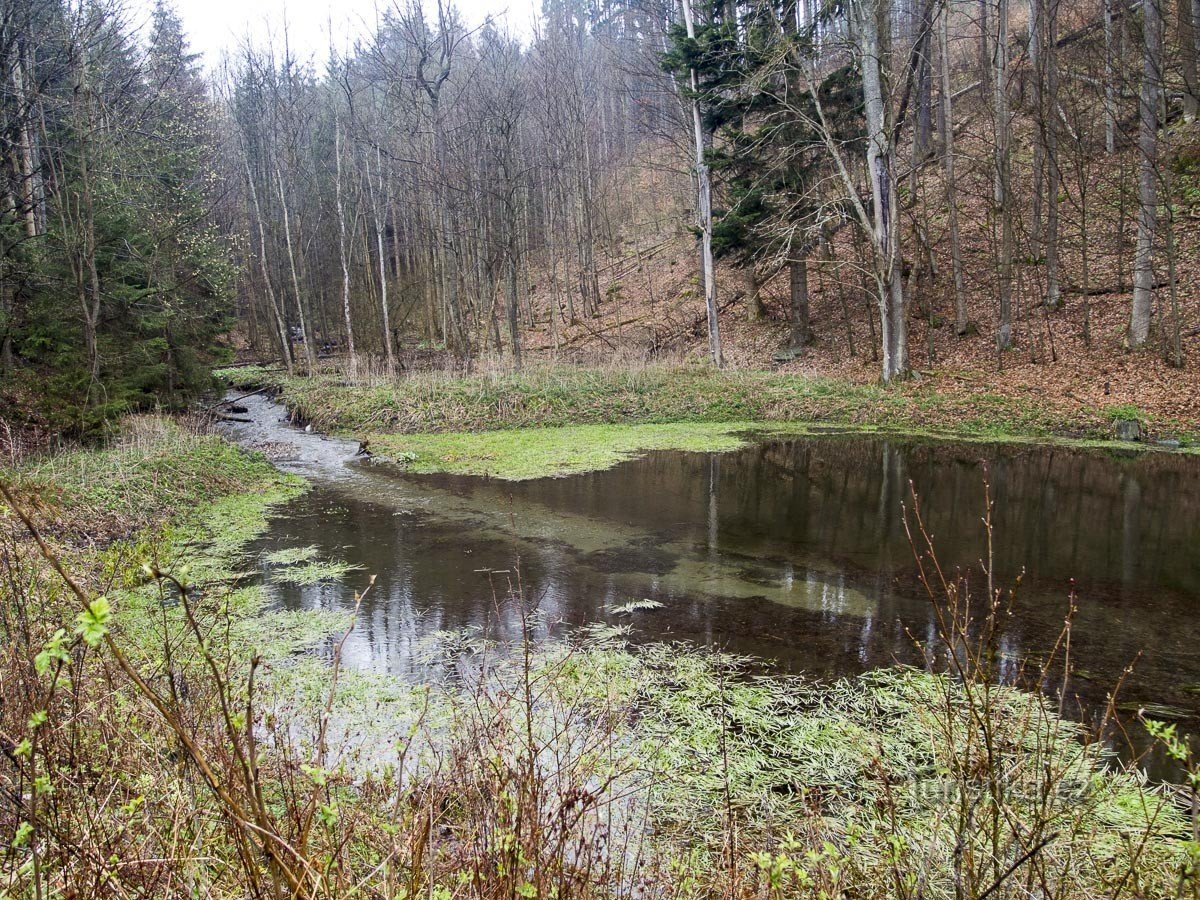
[
  {"x1": 993, "y1": 0, "x2": 1014, "y2": 350},
  {"x1": 789, "y1": 256, "x2": 811, "y2": 347},
  {"x1": 371, "y1": 148, "x2": 396, "y2": 373},
  {"x1": 502, "y1": 153, "x2": 523, "y2": 368},
  {"x1": 681, "y1": 0, "x2": 724, "y2": 368},
  {"x1": 979, "y1": 0, "x2": 992, "y2": 88},
  {"x1": 909, "y1": 3, "x2": 933, "y2": 192},
  {"x1": 243, "y1": 159, "x2": 292, "y2": 372},
  {"x1": 275, "y1": 165, "x2": 315, "y2": 372},
  {"x1": 1104, "y1": 0, "x2": 1117, "y2": 152},
  {"x1": 1043, "y1": 0, "x2": 1060, "y2": 308},
  {"x1": 334, "y1": 121, "x2": 357, "y2": 372},
  {"x1": 66, "y1": 77, "x2": 103, "y2": 389},
  {"x1": 1129, "y1": 0, "x2": 1162, "y2": 347},
  {"x1": 505, "y1": 248, "x2": 521, "y2": 369},
  {"x1": 856, "y1": 0, "x2": 906, "y2": 381},
  {"x1": 10, "y1": 45, "x2": 38, "y2": 239},
  {"x1": 574, "y1": 137, "x2": 601, "y2": 318},
  {"x1": 1029, "y1": 0, "x2": 1044, "y2": 260},
  {"x1": 1181, "y1": 0, "x2": 1200, "y2": 121},
  {"x1": 939, "y1": 0, "x2": 968, "y2": 334},
  {"x1": 431, "y1": 96, "x2": 466, "y2": 355},
  {"x1": 744, "y1": 265, "x2": 764, "y2": 321}
]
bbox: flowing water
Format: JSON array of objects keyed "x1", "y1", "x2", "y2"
[{"x1": 222, "y1": 393, "x2": 1200, "y2": 727}]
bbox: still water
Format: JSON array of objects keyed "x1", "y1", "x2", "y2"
[{"x1": 225, "y1": 395, "x2": 1200, "y2": 723}]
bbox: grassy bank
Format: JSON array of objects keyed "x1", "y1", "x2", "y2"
[
  {"x1": 219, "y1": 363, "x2": 1196, "y2": 479},
  {"x1": 1, "y1": 415, "x2": 294, "y2": 545},
  {"x1": 0, "y1": 413, "x2": 348, "y2": 655}
]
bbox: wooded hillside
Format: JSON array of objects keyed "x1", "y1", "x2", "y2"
[{"x1": 2, "y1": 0, "x2": 1199, "y2": 432}]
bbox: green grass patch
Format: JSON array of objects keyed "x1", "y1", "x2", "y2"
[
  {"x1": 5, "y1": 412, "x2": 349, "y2": 665},
  {"x1": 2, "y1": 414, "x2": 294, "y2": 544},
  {"x1": 269, "y1": 558, "x2": 364, "y2": 586},
  {"x1": 370, "y1": 421, "x2": 757, "y2": 479}
]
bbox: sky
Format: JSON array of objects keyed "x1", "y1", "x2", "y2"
[{"x1": 128, "y1": 0, "x2": 539, "y2": 70}]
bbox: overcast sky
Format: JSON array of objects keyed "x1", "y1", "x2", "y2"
[{"x1": 128, "y1": 0, "x2": 538, "y2": 70}]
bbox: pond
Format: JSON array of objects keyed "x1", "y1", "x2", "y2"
[{"x1": 224, "y1": 394, "x2": 1200, "y2": 729}]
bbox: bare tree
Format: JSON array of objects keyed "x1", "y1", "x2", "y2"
[
  {"x1": 1129, "y1": 0, "x2": 1163, "y2": 348},
  {"x1": 680, "y1": 0, "x2": 723, "y2": 368}
]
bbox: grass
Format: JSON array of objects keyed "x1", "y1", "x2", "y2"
[
  {"x1": 229, "y1": 627, "x2": 1193, "y2": 897},
  {"x1": 371, "y1": 421, "x2": 756, "y2": 479},
  {"x1": 1, "y1": 414, "x2": 296, "y2": 545},
  {"x1": 2, "y1": 412, "x2": 348, "y2": 664},
  {"x1": 215, "y1": 363, "x2": 1198, "y2": 480},
  {"x1": 218, "y1": 361, "x2": 1197, "y2": 442}
]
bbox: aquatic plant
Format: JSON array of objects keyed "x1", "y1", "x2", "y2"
[{"x1": 0, "y1": 429, "x2": 1195, "y2": 898}]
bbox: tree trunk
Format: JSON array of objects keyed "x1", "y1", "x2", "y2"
[
  {"x1": 789, "y1": 256, "x2": 811, "y2": 347},
  {"x1": 939, "y1": 0, "x2": 968, "y2": 334},
  {"x1": 856, "y1": 0, "x2": 907, "y2": 381},
  {"x1": 1104, "y1": 0, "x2": 1117, "y2": 152},
  {"x1": 994, "y1": 0, "x2": 1015, "y2": 350},
  {"x1": 743, "y1": 265, "x2": 764, "y2": 321},
  {"x1": 1029, "y1": 0, "x2": 1044, "y2": 261},
  {"x1": 681, "y1": 0, "x2": 724, "y2": 368},
  {"x1": 275, "y1": 165, "x2": 316, "y2": 372},
  {"x1": 432, "y1": 95, "x2": 466, "y2": 356},
  {"x1": 334, "y1": 121, "x2": 358, "y2": 374},
  {"x1": 1181, "y1": 0, "x2": 1200, "y2": 121},
  {"x1": 1129, "y1": 0, "x2": 1162, "y2": 348},
  {"x1": 372, "y1": 148, "x2": 396, "y2": 374},
  {"x1": 243, "y1": 159, "x2": 292, "y2": 372},
  {"x1": 1043, "y1": 0, "x2": 1061, "y2": 309}
]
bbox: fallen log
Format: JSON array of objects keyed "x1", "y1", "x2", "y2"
[{"x1": 207, "y1": 385, "x2": 269, "y2": 412}]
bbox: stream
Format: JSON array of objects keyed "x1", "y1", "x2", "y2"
[{"x1": 221, "y1": 393, "x2": 1200, "y2": 732}]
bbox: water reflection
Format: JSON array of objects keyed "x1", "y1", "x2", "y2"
[{"x1": 255, "y1": 428, "x2": 1200, "y2": 724}]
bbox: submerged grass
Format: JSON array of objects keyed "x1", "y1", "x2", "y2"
[
  {"x1": 2, "y1": 412, "x2": 348, "y2": 670},
  {"x1": 253, "y1": 626, "x2": 1192, "y2": 898},
  {"x1": 370, "y1": 421, "x2": 755, "y2": 479}
]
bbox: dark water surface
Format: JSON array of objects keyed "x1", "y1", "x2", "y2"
[{"x1": 226, "y1": 395, "x2": 1200, "y2": 724}]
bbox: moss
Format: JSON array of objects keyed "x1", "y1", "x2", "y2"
[
  {"x1": 361, "y1": 417, "x2": 1195, "y2": 481},
  {"x1": 213, "y1": 364, "x2": 286, "y2": 392}
]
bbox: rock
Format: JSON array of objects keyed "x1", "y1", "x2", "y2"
[
  {"x1": 1114, "y1": 419, "x2": 1141, "y2": 442},
  {"x1": 773, "y1": 347, "x2": 805, "y2": 363},
  {"x1": 1157, "y1": 438, "x2": 1182, "y2": 449}
]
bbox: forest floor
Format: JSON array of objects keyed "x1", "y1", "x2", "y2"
[
  {"x1": 475, "y1": 119, "x2": 1200, "y2": 433},
  {"x1": 513, "y1": 225, "x2": 1200, "y2": 430}
]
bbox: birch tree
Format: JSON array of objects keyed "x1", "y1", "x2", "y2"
[
  {"x1": 1129, "y1": 0, "x2": 1162, "y2": 348},
  {"x1": 680, "y1": 0, "x2": 723, "y2": 368}
]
